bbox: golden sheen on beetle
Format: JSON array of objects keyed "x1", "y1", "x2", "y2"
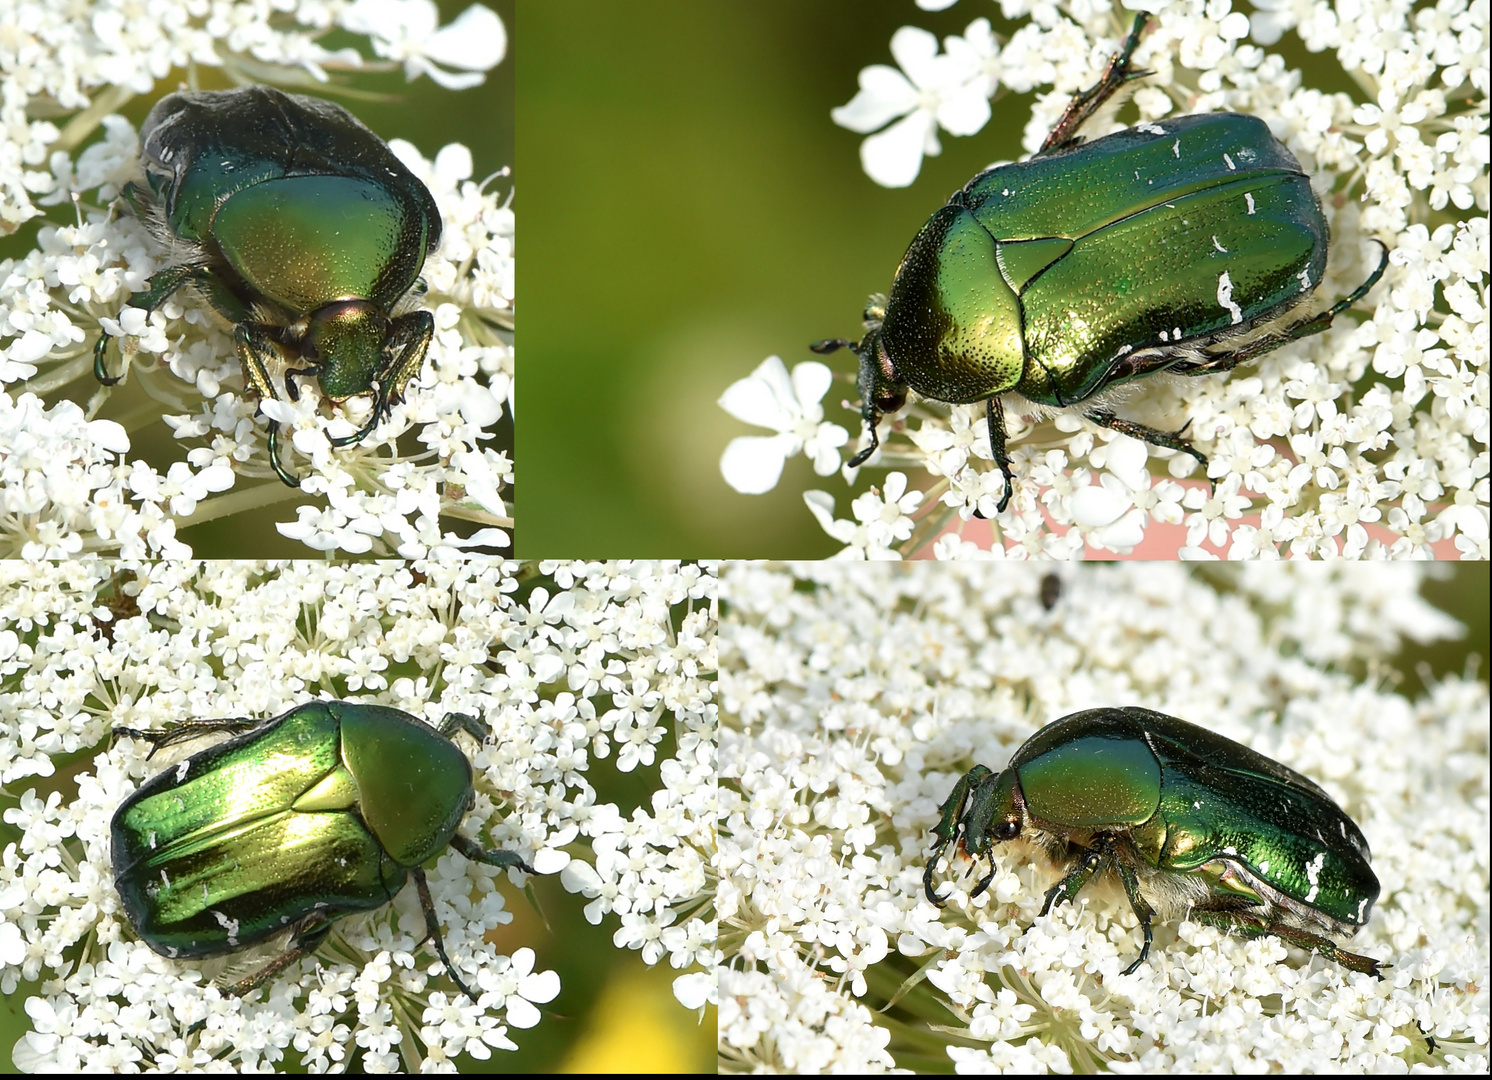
[
  {"x1": 925, "y1": 707, "x2": 1383, "y2": 977},
  {"x1": 814, "y1": 14, "x2": 1387, "y2": 513},
  {"x1": 111, "y1": 701, "x2": 535, "y2": 999}
]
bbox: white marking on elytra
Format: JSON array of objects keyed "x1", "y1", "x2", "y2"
[
  {"x1": 1172, "y1": 139, "x2": 1181, "y2": 158},
  {"x1": 1245, "y1": 192, "x2": 1256, "y2": 215},
  {"x1": 1218, "y1": 272, "x2": 1244, "y2": 324},
  {"x1": 1136, "y1": 121, "x2": 1167, "y2": 136},
  {"x1": 211, "y1": 909, "x2": 242, "y2": 945},
  {"x1": 1212, "y1": 236, "x2": 1228, "y2": 253},
  {"x1": 1259, "y1": 859, "x2": 1271, "y2": 874},
  {"x1": 1298, "y1": 267, "x2": 1313, "y2": 292},
  {"x1": 1356, "y1": 897, "x2": 1369, "y2": 922},
  {"x1": 174, "y1": 761, "x2": 190, "y2": 782},
  {"x1": 1116, "y1": 344, "x2": 1133, "y2": 356},
  {"x1": 1223, "y1": 152, "x2": 1236, "y2": 170}
]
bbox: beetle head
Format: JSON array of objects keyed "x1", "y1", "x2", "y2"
[
  {"x1": 959, "y1": 766, "x2": 1023, "y2": 858},
  {"x1": 304, "y1": 300, "x2": 390, "y2": 400}
]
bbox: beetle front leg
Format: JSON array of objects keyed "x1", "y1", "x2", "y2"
[
  {"x1": 438, "y1": 712, "x2": 489, "y2": 744},
  {"x1": 924, "y1": 765, "x2": 992, "y2": 904}
]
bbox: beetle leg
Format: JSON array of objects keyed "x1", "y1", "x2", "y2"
[
  {"x1": 382, "y1": 310, "x2": 435, "y2": 411},
  {"x1": 986, "y1": 397, "x2": 1016, "y2": 514},
  {"x1": 1086, "y1": 409, "x2": 1212, "y2": 491},
  {"x1": 234, "y1": 323, "x2": 286, "y2": 406},
  {"x1": 449, "y1": 832, "x2": 538, "y2": 876},
  {"x1": 970, "y1": 861, "x2": 998, "y2": 900},
  {"x1": 1040, "y1": 848, "x2": 1105, "y2": 916},
  {"x1": 225, "y1": 919, "x2": 333, "y2": 997},
  {"x1": 113, "y1": 717, "x2": 267, "y2": 757},
  {"x1": 810, "y1": 332, "x2": 895, "y2": 470},
  {"x1": 437, "y1": 712, "x2": 490, "y2": 744},
  {"x1": 1192, "y1": 910, "x2": 1386, "y2": 979},
  {"x1": 94, "y1": 263, "x2": 204, "y2": 385},
  {"x1": 264, "y1": 420, "x2": 302, "y2": 488},
  {"x1": 1040, "y1": 12, "x2": 1152, "y2": 154},
  {"x1": 1108, "y1": 845, "x2": 1157, "y2": 975},
  {"x1": 412, "y1": 866, "x2": 483, "y2": 1002},
  {"x1": 925, "y1": 765, "x2": 992, "y2": 904},
  {"x1": 234, "y1": 324, "x2": 307, "y2": 487},
  {"x1": 1166, "y1": 242, "x2": 1390, "y2": 386},
  {"x1": 809, "y1": 337, "x2": 858, "y2": 354}
]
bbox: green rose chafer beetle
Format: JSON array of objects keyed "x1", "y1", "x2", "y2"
[
  {"x1": 813, "y1": 14, "x2": 1389, "y2": 512},
  {"x1": 94, "y1": 86, "x2": 443, "y2": 487},
  {"x1": 111, "y1": 700, "x2": 535, "y2": 999},
  {"x1": 925, "y1": 707, "x2": 1383, "y2": 977}
]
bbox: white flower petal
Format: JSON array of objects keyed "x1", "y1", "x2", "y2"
[
  {"x1": 720, "y1": 434, "x2": 795, "y2": 494},
  {"x1": 860, "y1": 109, "x2": 935, "y2": 188}
]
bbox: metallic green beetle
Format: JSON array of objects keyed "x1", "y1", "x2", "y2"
[
  {"x1": 814, "y1": 14, "x2": 1388, "y2": 512},
  {"x1": 925, "y1": 707, "x2": 1383, "y2": 977},
  {"x1": 94, "y1": 86, "x2": 443, "y2": 487},
  {"x1": 112, "y1": 701, "x2": 535, "y2": 999}
]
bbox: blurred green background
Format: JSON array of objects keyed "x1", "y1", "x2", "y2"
[
  {"x1": 2, "y1": 0, "x2": 515, "y2": 557},
  {"x1": 521, "y1": 0, "x2": 1372, "y2": 558}
]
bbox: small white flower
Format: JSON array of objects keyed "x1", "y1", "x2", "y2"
[
  {"x1": 719, "y1": 356, "x2": 848, "y2": 493},
  {"x1": 341, "y1": 0, "x2": 507, "y2": 89},
  {"x1": 831, "y1": 25, "x2": 992, "y2": 187},
  {"x1": 804, "y1": 471, "x2": 923, "y2": 558}
]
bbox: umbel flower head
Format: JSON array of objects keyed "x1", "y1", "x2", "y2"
[
  {"x1": 0, "y1": 0, "x2": 514, "y2": 558},
  {"x1": 717, "y1": 0, "x2": 1488, "y2": 560}
]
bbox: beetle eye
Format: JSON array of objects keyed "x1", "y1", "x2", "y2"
[
  {"x1": 994, "y1": 818, "x2": 1020, "y2": 842},
  {"x1": 875, "y1": 389, "x2": 908, "y2": 413}
]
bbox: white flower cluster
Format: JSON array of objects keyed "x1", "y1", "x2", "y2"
[
  {"x1": 0, "y1": 0, "x2": 514, "y2": 557},
  {"x1": 719, "y1": 561, "x2": 1487, "y2": 1071},
  {"x1": 0, "y1": 559, "x2": 717, "y2": 1071},
  {"x1": 718, "y1": 0, "x2": 1489, "y2": 559}
]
